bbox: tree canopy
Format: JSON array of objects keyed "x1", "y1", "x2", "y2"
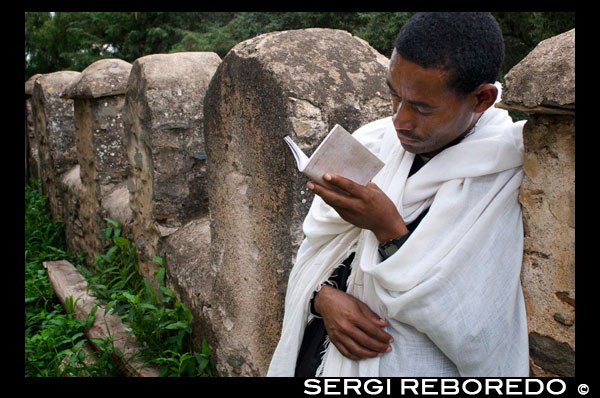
[{"x1": 25, "y1": 12, "x2": 575, "y2": 81}]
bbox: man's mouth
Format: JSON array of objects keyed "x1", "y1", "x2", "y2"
[{"x1": 396, "y1": 130, "x2": 418, "y2": 144}]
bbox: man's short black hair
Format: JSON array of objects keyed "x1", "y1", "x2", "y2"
[{"x1": 394, "y1": 12, "x2": 504, "y2": 96}]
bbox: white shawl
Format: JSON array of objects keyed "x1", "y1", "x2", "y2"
[{"x1": 268, "y1": 86, "x2": 530, "y2": 377}]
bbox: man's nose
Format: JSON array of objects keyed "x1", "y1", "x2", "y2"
[{"x1": 392, "y1": 102, "x2": 415, "y2": 132}]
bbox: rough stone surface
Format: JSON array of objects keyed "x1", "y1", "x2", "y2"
[
  {"x1": 63, "y1": 59, "x2": 133, "y2": 263},
  {"x1": 100, "y1": 181, "x2": 134, "y2": 238},
  {"x1": 529, "y1": 332, "x2": 575, "y2": 377},
  {"x1": 25, "y1": 73, "x2": 43, "y2": 98},
  {"x1": 58, "y1": 164, "x2": 85, "y2": 257},
  {"x1": 26, "y1": 74, "x2": 43, "y2": 181},
  {"x1": 62, "y1": 58, "x2": 132, "y2": 99},
  {"x1": 203, "y1": 28, "x2": 391, "y2": 376},
  {"x1": 498, "y1": 30, "x2": 575, "y2": 377},
  {"x1": 26, "y1": 99, "x2": 40, "y2": 181},
  {"x1": 124, "y1": 52, "x2": 221, "y2": 282},
  {"x1": 76, "y1": 93, "x2": 130, "y2": 196},
  {"x1": 32, "y1": 71, "x2": 81, "y2": 220},
  {"x1": 160, "y1": 216, "x2": 217, "y2": 357},
  {"x1": 518, "y1": 114, "x2": 575, "y2": 376},
  {"x1": 497, "y1": 29, "x2": 574, "y2": 114}
]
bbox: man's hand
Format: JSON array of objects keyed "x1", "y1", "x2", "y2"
[
  {"x1": 308, "y1": 173, "x2": 405, "y2": 360},
  {"x1": 307, "y1": 173, "x2": 408, "y2": 243},
  {"x1": 314, "y1": 285, "x2": 393, "y2": 360}
]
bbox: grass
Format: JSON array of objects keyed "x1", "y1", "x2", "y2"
[
  {"x1": 25, "y1": 179, "x2": 122, "y2": 376},
  {"x1": 25, "y1": 179, "x2": 218, "y2": 377}
]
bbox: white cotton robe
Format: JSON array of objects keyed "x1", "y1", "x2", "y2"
[{"x1": 268, "y1": 88, "x2": 530, "y2": 377}]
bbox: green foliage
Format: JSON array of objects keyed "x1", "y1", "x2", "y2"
[
  {"x1": 25, "y1": 12, "x2": 234, "y2": 78},
  {"x1": 25, "y1": 12, "x2": 575, "y2": 81},
  {"x1": 25, "y1": 179, "x2": 122, "y2": 376},
  {"x1": 25, "y1": 179, "x2": 73, "y2": 313},
  {"x1": 79, "y1": 218, "x2": 218, "y2": 377},
  {"x1": 493, "y1": 12, "x2": 575, "y2": 74},
  {"x1": 352, "y1": 12, "x2": 414, "y2": 57},
  {"x1": 25, "y1": 300, "x2": 122, "y2": 377},
  {"x1": 25, "y1": 180, "x2": 217, "y2": 377}
]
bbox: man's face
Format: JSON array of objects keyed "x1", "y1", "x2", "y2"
[{"x1": 386, "y1": 50, "x2": 479, "y2": 156}]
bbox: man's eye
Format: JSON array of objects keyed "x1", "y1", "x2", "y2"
[{"x1": 414, "y1": 107, "x2": 431, "y2": 116}]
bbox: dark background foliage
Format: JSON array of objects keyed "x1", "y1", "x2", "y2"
[{"x1": 25, "y1": 12, "x2": 575, "y2": 81}]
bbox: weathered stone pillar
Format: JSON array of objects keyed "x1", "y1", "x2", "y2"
[
  {"x1": 31, "y1": 71, "x2": 81, "y2": 221},
  {"x1": 25, "y1": 74, "x2": 43, "y2": 183},
  {"x1": 202, "y1": 28, "x2": 391, "y2": 376},
  {"x1": 62, "y1": 59, "x2": 133, "y2": 263},
  {"x1": 161, "y1": 216, "x2": 215, "y2": 355},
  {"x1": 497, "y1": 28, "x2": 575, "y2": 377},
  {"x1": 123, "y1": 52, "x2": 221, "y2": 282},
  {"x1": 58, "y1": 164, "x2": 85, "y2": 258}
]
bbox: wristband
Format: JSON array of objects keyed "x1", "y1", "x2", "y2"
[{"x1": 378, "y1": 232, "x2": 411, "y2": 259}]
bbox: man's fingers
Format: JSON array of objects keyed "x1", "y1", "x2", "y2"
[
  {"x1": 358, "y1": 303, "x2": 391, "y2": 332},
  {"x1": 324, "y1": 173, "x2": 366, "y2": 199},
  {"x1": 329, "y1": 301, "x2": 393, "y2": 358},
  {"x1": 334, "y1": 332, "x2": 385, "y2": 360},
  {"x1": 317, "y1": 283, "x2": 394, "y2": 361},
  {"x1": 353, "y1": 302, "x2": 394, "y2": 350},
  {"x1": 352, "y1": 308, "x2": 394, "y2": 352},
  {"x1": 366, "y1": 181, "x2": 382, "y2": 191},
  {"x1": 345, "y1": 337, "x2": 385, "y2": 359},
  {"x1": 331, "y1": 339, "x2": 361, "y2": 361},
  {"x1": 308, "y1": 180, "x2": 354, "y2": 209},
  {"x1": 346, "y1": 325, "x2": 392, "y2": 356}
]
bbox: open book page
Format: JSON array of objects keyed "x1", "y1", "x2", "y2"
[
  {"x1": 283, "y1": 136, "x2": 310, "y2": 171},
  {"x1": 284, "y1": 124, "x2": 385, "y2": 192}
]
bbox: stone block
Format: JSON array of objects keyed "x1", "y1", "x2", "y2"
[
  {"x1": 203, "y1": 28, "x2": 391, "y2": 376},
  {"x1": 497, "y1": 29, "x2": 574, "y2": 114},
  {"x1": 62, "y1": 58, "x2": 132, "y2": 99},
  {"x1": 32, "y1": 71, "x2": 81, "y2": 220},
  {"x1": 528, "y1": 331, "x2": 575, "y2": 377},
  {"x1": 58, "y1": 164, "x2": 85, "y2": 257},
  {"x1": 519, "y1": 114, "x2": 575, "y2": 376},
  {"x1": 123, "y1": 52, "x2": 221, "y2": 281},
  {"x1": 44, "y1": 259, "x2": 160, "y2": 376},
  {"x1": 26, "y1": 74, "x2": 43, "y2": 182},
  {"x1": 25, "y1": 73, "x2": 42, "y2": 98},
  {"x1": 62, "y1": 59, "x2": 133, "y2": 263},
  {"x1": 498, "y1": 29, "x2": 575, "y2": 377},
  {"x1": 100, "y1": 181, "x2": 134, "y2": 239},
  {"x1": 160, "y1": 216, "x2": 217, "y2": 359}
]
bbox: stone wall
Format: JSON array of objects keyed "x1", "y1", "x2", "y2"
[
  {"x1": 25, "y1": 28, "x2": 575, "y2": 378},
  {"x1": 62, "y1": 58, "x2": 133, "y2": 263},
  {"x1": 123, "y1": 52, "x2": 221, "y2": 283},
  {"x1": 199, "y1": 28, "x2": 391, "y2": 376},
  {"x1": 25, "y1": 73, "x2": 43, "y2": 183},
  {"x1": 497, "y1": 28, "x2": 575, "y2": 377},
  {"x1": 25, "y1": 31, "x2": 390, "y2": 376},
  {"x1": 31, "y1": 71, "x2": 81, "y2": 221}
]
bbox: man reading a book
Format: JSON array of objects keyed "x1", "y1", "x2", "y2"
[{"x1": 269, "y1": 12, "x2": 529, "y2": 377}]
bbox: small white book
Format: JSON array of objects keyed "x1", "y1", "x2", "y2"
[{"x1": 284, "y1": 124, "x2": 385, "y2": 192}]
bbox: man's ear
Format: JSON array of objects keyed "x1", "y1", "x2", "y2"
[{"x1": 473, "y1": 83, "x2": 498, "y2": 113}]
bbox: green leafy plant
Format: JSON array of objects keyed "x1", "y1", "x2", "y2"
[
  {"x1": 25, "y1": 179, "x2": 123, "y2": 377},
  {"x1": 81, "y1": 218, "x2": 218, "y2": 377},
  {"x1": 26, "y1": 180, "x2": 217, "y2": 377}
]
